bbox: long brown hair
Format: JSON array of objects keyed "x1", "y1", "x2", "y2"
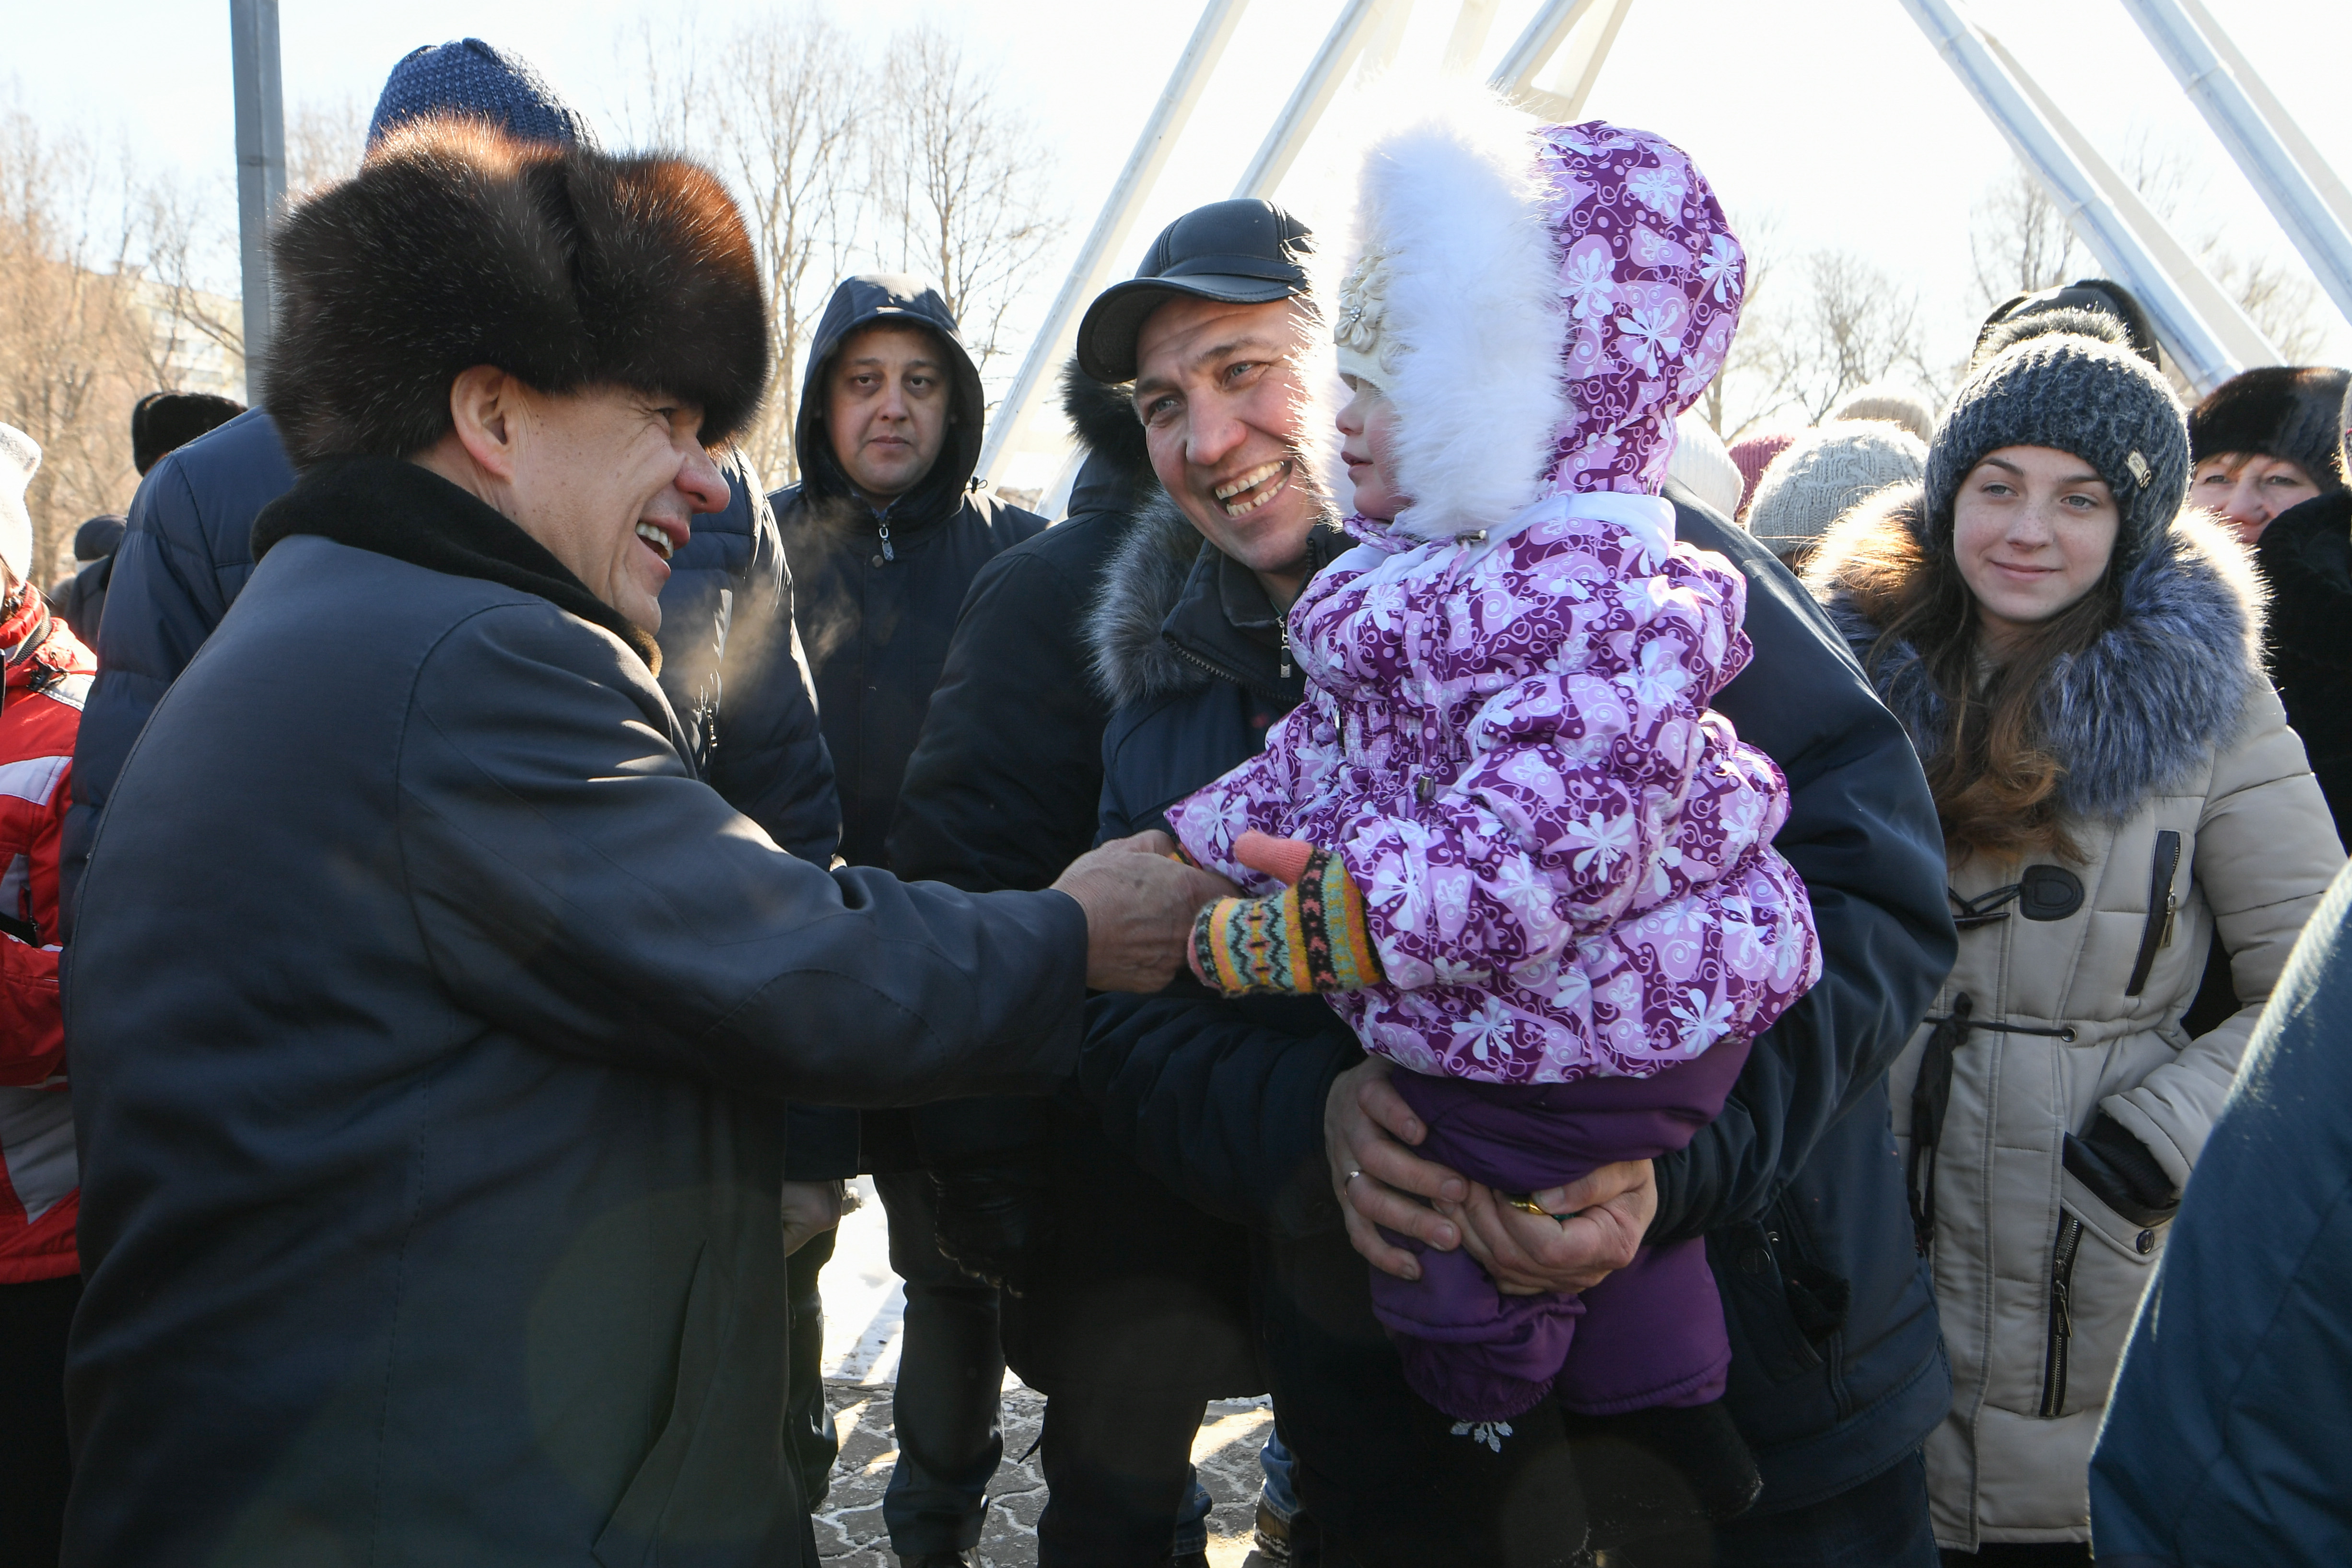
[{"x1": 1835, "y1": 500, "x2": 2124, "y2": 865}]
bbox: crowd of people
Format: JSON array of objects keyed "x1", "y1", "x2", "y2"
[{"x1": 2, "y1": 34, "x2": 2349, "y2": 1568}]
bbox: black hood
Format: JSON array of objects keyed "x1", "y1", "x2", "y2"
[
  {"x1": 1061, "y1": 354, "x2": 1154, "y2": 523},
  {"x1": 793, "y1": 274, "x2": 987, "y2": 529}
]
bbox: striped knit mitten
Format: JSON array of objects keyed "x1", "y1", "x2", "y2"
[{"x1": 1192, "y1": 833, "x2": 1383, "y2": 995}]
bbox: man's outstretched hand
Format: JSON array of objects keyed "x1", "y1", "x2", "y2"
[{"x1": 1052, "y1": 831, "x2": 1238, "y2": 993}]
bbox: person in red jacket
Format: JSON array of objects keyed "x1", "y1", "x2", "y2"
[{"x1": 0, "y1": 423, "x2": 96, "y2": 1567}]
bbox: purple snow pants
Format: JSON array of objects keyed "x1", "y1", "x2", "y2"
[{"x1": 1369, "y1": 1040, "x2": 1751, "y2": 1424}]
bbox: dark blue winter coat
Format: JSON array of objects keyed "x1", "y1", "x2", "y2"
[
  {"x1": 2089, "y1": 858, "x2": 2352, "y2": 1568},
  {"x1": 772, "y1": 275, "x2": 1046, "y2": 1176},
  {"x1": 64, "y1": 408, "x2": 839, "y2": 928},
  {"x1": 877, "y1": 367, "x2": 1158, "y2": 1178},
  {"x1": 1077, "y1": 481, "x2": 1957, "y2": 1510},
  {"x1": 60, "y1": 457, "x2": 1086, "y2": 1568}
]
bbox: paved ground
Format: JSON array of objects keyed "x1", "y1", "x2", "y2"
[
  {"x1": 814, "y1": 1179, "x2": 1275, "y2": 1568},
  {"x1": 810, "y1": 1383, "x2": 1275, "y2": 1567}
]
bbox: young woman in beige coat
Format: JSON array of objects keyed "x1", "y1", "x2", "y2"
[{"x1": 1806, "y1": 309, "x2": 2343, "y2": 1563}]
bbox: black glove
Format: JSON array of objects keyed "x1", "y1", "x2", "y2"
[
  {"x1": 929, "y1": 1152, "x2": 1056, "y2": 1296},
  {"x1": 2063, "y1": 1112, "x2": 2179, "y2": 1228}
]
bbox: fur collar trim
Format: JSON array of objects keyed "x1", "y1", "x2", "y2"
[
  {"x1": 1060, "y1": 357, "x2": 1150, "y2": 478},
  {"x1": 1087, "y1": 487, "x2": 1213, "y2": 708},
  {"x1": 1805, "y1": 483, "x2": 2266, "y2": 820},
  {"x1": 1318, "y1": 84, "x2": 1566, "y2": 542}
]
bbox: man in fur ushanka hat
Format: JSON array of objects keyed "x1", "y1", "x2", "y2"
[{"x1": 59, "y1": 118, "x2": 1226, "y2": 1568}]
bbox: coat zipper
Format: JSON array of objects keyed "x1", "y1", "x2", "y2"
[
  {"x1": 876, "y1": 518, "x2": 895, "y2": 563},
  {"x1": 2124, "y1": 830, "x2": 2182, "y2": 996},
  {"x1": 2039, "y1": 1214, "x2": 2085, "y2": 1416}
]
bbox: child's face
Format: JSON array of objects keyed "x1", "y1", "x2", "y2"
[{"x1": 1337, "y1": 377, "x2": 1407, "y2": 521}]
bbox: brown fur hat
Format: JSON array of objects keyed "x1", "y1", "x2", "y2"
[
  {"x1": 2188, "y1": 365, "x2": 2351, "y2": 494},
  {"x1": 266, "y1": 117, "x2": 767, "y2": 469}
]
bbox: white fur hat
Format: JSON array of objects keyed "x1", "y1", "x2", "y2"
[{"x1": 0, "y1": 425, "x2": 38, "y2": 585}]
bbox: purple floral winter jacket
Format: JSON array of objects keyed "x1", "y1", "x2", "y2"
[
  {"x1": 1168, "y1": 119, "x2": 1822, "y2": 1086},
  {"x1": 1168, "y1": 492, "x2": 1819, "y2": 1084}
]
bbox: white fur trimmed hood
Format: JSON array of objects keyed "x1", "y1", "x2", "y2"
[{"x1": 1321, "y1": 89, "x2": 1746, "y2": 541}]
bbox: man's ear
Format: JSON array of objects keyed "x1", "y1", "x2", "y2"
[{"x1": 446, "y1": 365, "x2": 523, "y2": 481}]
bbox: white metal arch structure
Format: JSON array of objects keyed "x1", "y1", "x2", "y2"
[
  {"x1": 1907, "y1": 0, "x2": 2279, "y2": 393},
  {"x1": 981, "y1": 0, "x2": 2346, "y2": 487},
  {"x1": 973, "y1": 0, "x2": 1254, "y2": 489},
  {"x1": 2122, "y1": 0, "x2": 2352, "y2": 328}
]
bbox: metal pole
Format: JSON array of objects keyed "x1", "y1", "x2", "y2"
[
  {"x1": 1979, "y1": 29, "x2": 2278, "y2": 374},
  {"x1": 2173, "y1": 0, "x2": 2352, "y2": 236},
  {"x1": 230, "y1": 0, "x2": 285, "y2": 398},
  {"x1": 1488, "y1": 0, "x2": 1596, "y2": 98},
  {"x1": 2119, "y1": 0, "x2": 2352, "y2": 329},
  {"x1": 1541, "y1": 0, "x2": 1632, "y2": 121},
  {"x1": 1897, "y1": 0, "x2": 2255, "y2": 392},
  {"x1": 1233, "y1": 0, "x2": 1399, "y2": 199},
  {"x1": 977, "y1": 0, "x2": 1252, "y2": 486},
  {"x1": 1441, "y1": 0, "x2": 1502, "y2": 74}
]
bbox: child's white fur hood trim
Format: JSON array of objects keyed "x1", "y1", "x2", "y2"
[{"x1": 1318, "y1": 82, "x2": 1566, "y2": 543}]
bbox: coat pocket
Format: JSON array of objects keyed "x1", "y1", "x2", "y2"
[
  {"x1": 1713, "y1": 1207, "x2": 1846, "y2": 1387},
  {"x1": 2124, "y1": 830, "x2": 2183, "y2": 997},
  {"x1": 2036, "y1": 1172, "x2": 2162, "y2": 1422}
]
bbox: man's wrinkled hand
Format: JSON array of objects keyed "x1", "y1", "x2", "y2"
[
  {"x1": 780, "y1": 1179, "x2": 845, "y2": 1258},
  {"x1": 1324, "y1": 1057, "x2": 1471, "y2": 1281},
  {"x1": 1441, "y1": 1159, "x2": 1657, "y2": 1295},
  {"x1": 1053, "y1": 832, "x2": 1238, "y2": 993}
]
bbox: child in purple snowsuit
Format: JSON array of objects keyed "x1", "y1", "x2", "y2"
[{"x1": 1170, "y1": 106, "x2": 1821, "y2": 1429}]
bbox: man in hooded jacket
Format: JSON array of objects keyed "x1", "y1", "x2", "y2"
[{"x1": 770, "y1": 274, "x2": 1047, "y2": 1565}]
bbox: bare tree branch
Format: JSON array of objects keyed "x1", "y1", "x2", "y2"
[{"x1": 866, "y1": 23, "x2": 1067, "y2": 399}]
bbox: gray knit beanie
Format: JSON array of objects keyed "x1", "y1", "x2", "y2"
[
  {"x1": 1829, "y1": 382, "x2": 1937, "y2": 444},
  {"x1": 1925, "y1": 310, "x2": 2187, "y2": 568},
  {"x1": 1748, "y1": 420, "x2": 1929, "y2": 546}
]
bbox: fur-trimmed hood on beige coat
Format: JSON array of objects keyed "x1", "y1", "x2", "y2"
[{"x1": 1806, "y1": 486, "x2": 2343, "y2": 1549}]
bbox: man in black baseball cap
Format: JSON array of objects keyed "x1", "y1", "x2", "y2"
[
  {"x1": 981, "y1": 199, "x2": 1340, "y2": 1568},
  {"x1": 1081, "y1": 198, "x2": 1334, "y2": 625}
]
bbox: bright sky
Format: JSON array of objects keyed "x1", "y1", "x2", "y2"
[{"x1": 10, "y1": 0, "x2": 2349, "y2": 483}]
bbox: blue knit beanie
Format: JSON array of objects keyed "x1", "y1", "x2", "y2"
[{"x1": 366, "y1": 39, "x2": 596, "y2": 152}]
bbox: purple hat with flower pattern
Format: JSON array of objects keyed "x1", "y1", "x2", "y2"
[
  {"x1": 1534, "y1": 122, "x2": 1744, "y2": 498},
  {"x1": 1324, "y1": 92, "x2": 1744, "y2": 540}
]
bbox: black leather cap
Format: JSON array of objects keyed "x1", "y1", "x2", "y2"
[
  {"x1": 1976, "y1": 278, "x2": 2163, "y2": 371},
  {"x1": 1077, "y1": 199, "x2": 1313, "y2": 383}
]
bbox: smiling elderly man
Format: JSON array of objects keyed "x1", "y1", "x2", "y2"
[{"x1": 59, "y1": 120, "x2": 1224, "y2": 1568}]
